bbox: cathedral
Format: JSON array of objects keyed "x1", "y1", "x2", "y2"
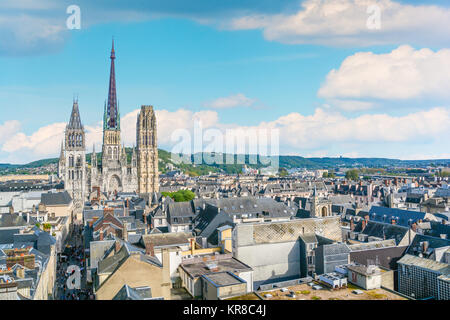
[{"x1": 58, "y1": 41, "x2": 159, "y2": 215}]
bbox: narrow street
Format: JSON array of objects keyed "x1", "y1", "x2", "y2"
[{"x1": 55, "y1": 223, "x2": 94, "y2": 300}]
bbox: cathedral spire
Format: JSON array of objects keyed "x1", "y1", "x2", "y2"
[
  {"x1": 106, "y1": 38, "x2": 118, "y2": 130},
  {"x1": 68, "y1": 99, "x2": 83, "y2": 130}
]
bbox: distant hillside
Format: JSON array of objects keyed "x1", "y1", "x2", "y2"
[{"x1": 1, "y1": 149, "x2": 449, "y2": 176}]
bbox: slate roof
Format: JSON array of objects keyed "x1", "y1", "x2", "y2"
[
  {"x1": 406, "y1": 234, "x2": 450, "y2": 256},
  {"x1": 113, "y1": 284, "x2": 153, "y2": 300},
  {"x1": 349, "y1": 245, "x2": 408, "y2": 270},
  {"x1": 41, "y1": 191, "x2": 72, "y2": 206},
  {"x1": 141, "y1": 232, "x2": 192, "y2": 248},
  {"x1": 97, "y1": 245, "x2": 129, "y2": 275},
  {"x1": 299, "y1": 233, "x2": 318, "y2": 244},
  {"x1": 398, "y1": 254, "x2": 450, "y2": 274},
  {"x1": 0, "y1": 213, "x2": 28, "y2": 228},
  {"x1": 321, "y1": 243, "x2": 351, "y2": 256},
  {"x1": 369, "y1": 206, "x2": 429, "y2": 227},
  {"x1": 355, "y1": 220, "x2": 410, "y2": 245}
]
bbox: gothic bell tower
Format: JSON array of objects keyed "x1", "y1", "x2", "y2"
[
  {"x1": 61, "y1": 99, "x2": 86, "y2": 219},
  {"x1": 137, "y1": 105, "x2": 159, "y2": 194}
]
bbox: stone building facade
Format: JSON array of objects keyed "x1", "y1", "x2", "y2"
[
  {"x1": 136, "y1": 105, "x2": 159, "y2": 194},
  {"x1": 58, "y1": 100, "x2": 86, "y2": 216}
]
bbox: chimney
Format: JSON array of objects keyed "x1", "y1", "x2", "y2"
[
  {"x1": 115, "y1": 240, "x2": 121, "y2": 252},
  {"x1": 350, "y1": 218, "x2": 355, "y2": 231},
  {"x1": 422, "y1": 241, "x2": 429, "y2": 253},
  {"x1": 391, "y1": 219, "x2": 396, "y2": 225},
  {"x1": 411, "y1": 223, "x2": 417, "y2": 232},
  {"x1": 99, "y1": 230, "x2": 104, "y2": 241},
  {"x1": 146, "y1": 242, "x2": 155, "y2": 256},
  {"x1": 361, "y1": 220, "x2": 367, "y2": 231},
  {"x1": 364, "y1": 215, "x2": 369, "y2": 222},
  {"x1": 161, "y1": 248, "x2": 171, "y2": 284}
]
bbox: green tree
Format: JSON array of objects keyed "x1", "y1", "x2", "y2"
[
  {"x1": 161, "y1": 190, "x2": 196, "y2": 202},
  {"x1": 345, "y1": 169, "x2": 359, "y2": 181},
  {"x1": 279, "y1": 167, "x2": 288, "y2": 177}
]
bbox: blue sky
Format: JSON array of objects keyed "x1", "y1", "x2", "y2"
[{"x1": 1, "y1": 0, "x2": 450, "y2": 163}]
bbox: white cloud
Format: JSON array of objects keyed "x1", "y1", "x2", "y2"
[
  {"x1": 0, "y1": 12, "x2": 67, "y2": 55},
  {"x1": 0, "y1": 120, "x2": 21, "y2": 145},
  {"x1": 319, "y1": 45, "x2": 450, "y2": 102},
  {"x1": 229, "y1": 0, "x2": 450, "y2": 47},
  {"x1": 1, "y1": 122, "x2": 66, "y2": 160},
  {"x1": 1, "y1": 106, "x2": 449, "y2": 163},
  {"x1": 203, "y1": 93, "x2": 256, "y2": 109},
  {"x1": 3, "y1": 0, "x2": 450, "y2": 55},
  {"x1": 327, "y1": 99, "x2": 376, "y2": 111}
]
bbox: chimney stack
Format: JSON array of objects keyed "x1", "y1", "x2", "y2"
[
  {"x1": 350, "y1": 218, "x2": 355, "y2": 231},
  {"x1": 146, "y1": 242, "x2": 155, "y2": 256},
  {"x1": 422, "y1": 241, "x2": 429, "y2": 253}
]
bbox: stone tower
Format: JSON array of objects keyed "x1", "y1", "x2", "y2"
[
  {"x1": 102, "y1": 39, "x2": 121, "y2": 168},
  {"x1": 59, "y1": 99, "x2": 86, "y2": 218},
  {"x1": 87, "y1": 40, "x2": 138, "y2": 194},
  {"x1": 137, "y1": 105, "x2": 159, "y2": 194}
]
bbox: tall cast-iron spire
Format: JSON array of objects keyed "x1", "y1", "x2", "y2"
[{"x1": 106, "y1": 39, "x2": 118, "y2": 129}]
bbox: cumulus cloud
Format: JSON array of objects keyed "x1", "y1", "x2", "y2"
[
  {"x1": 2, "y1": 106, "x2": 449, "y2": 162},
  {"x1": 1, "y1": 122, "x2": 66, "y2": 161},
  {"x1": 230, "y1": 0, "x2": 450, "y2": 47},
  {"x1": 0, "y1": 120, "x2": 21, "y2": 145},
  {"x1": 203, "y1": 93, "x2": 256, "y2": 109},
  {"x1": 319, "y1": 45, "x2": 450, "y2": 102}
]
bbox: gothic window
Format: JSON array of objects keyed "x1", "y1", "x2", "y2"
[
  {"x1": 108, "y1": 147, "x2": 112, "y2": 159},
  {"x1": 69, "y1": 156, "x2": 74, "y2": 167}
]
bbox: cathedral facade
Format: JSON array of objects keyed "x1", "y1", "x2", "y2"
[{"x1": 58, "y1": 41, "x2": 159, "y2": 214}]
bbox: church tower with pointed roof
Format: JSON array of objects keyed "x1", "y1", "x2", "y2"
[
  {"x1": 61, "y1": 41, "x2": 142, "y2": 200},
  {"x1": 88, "y1": 40, "x2": 138, "y2": 194},
  {"x1": 58, "y1": 99, "x2": 86, "y2": 220}
]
